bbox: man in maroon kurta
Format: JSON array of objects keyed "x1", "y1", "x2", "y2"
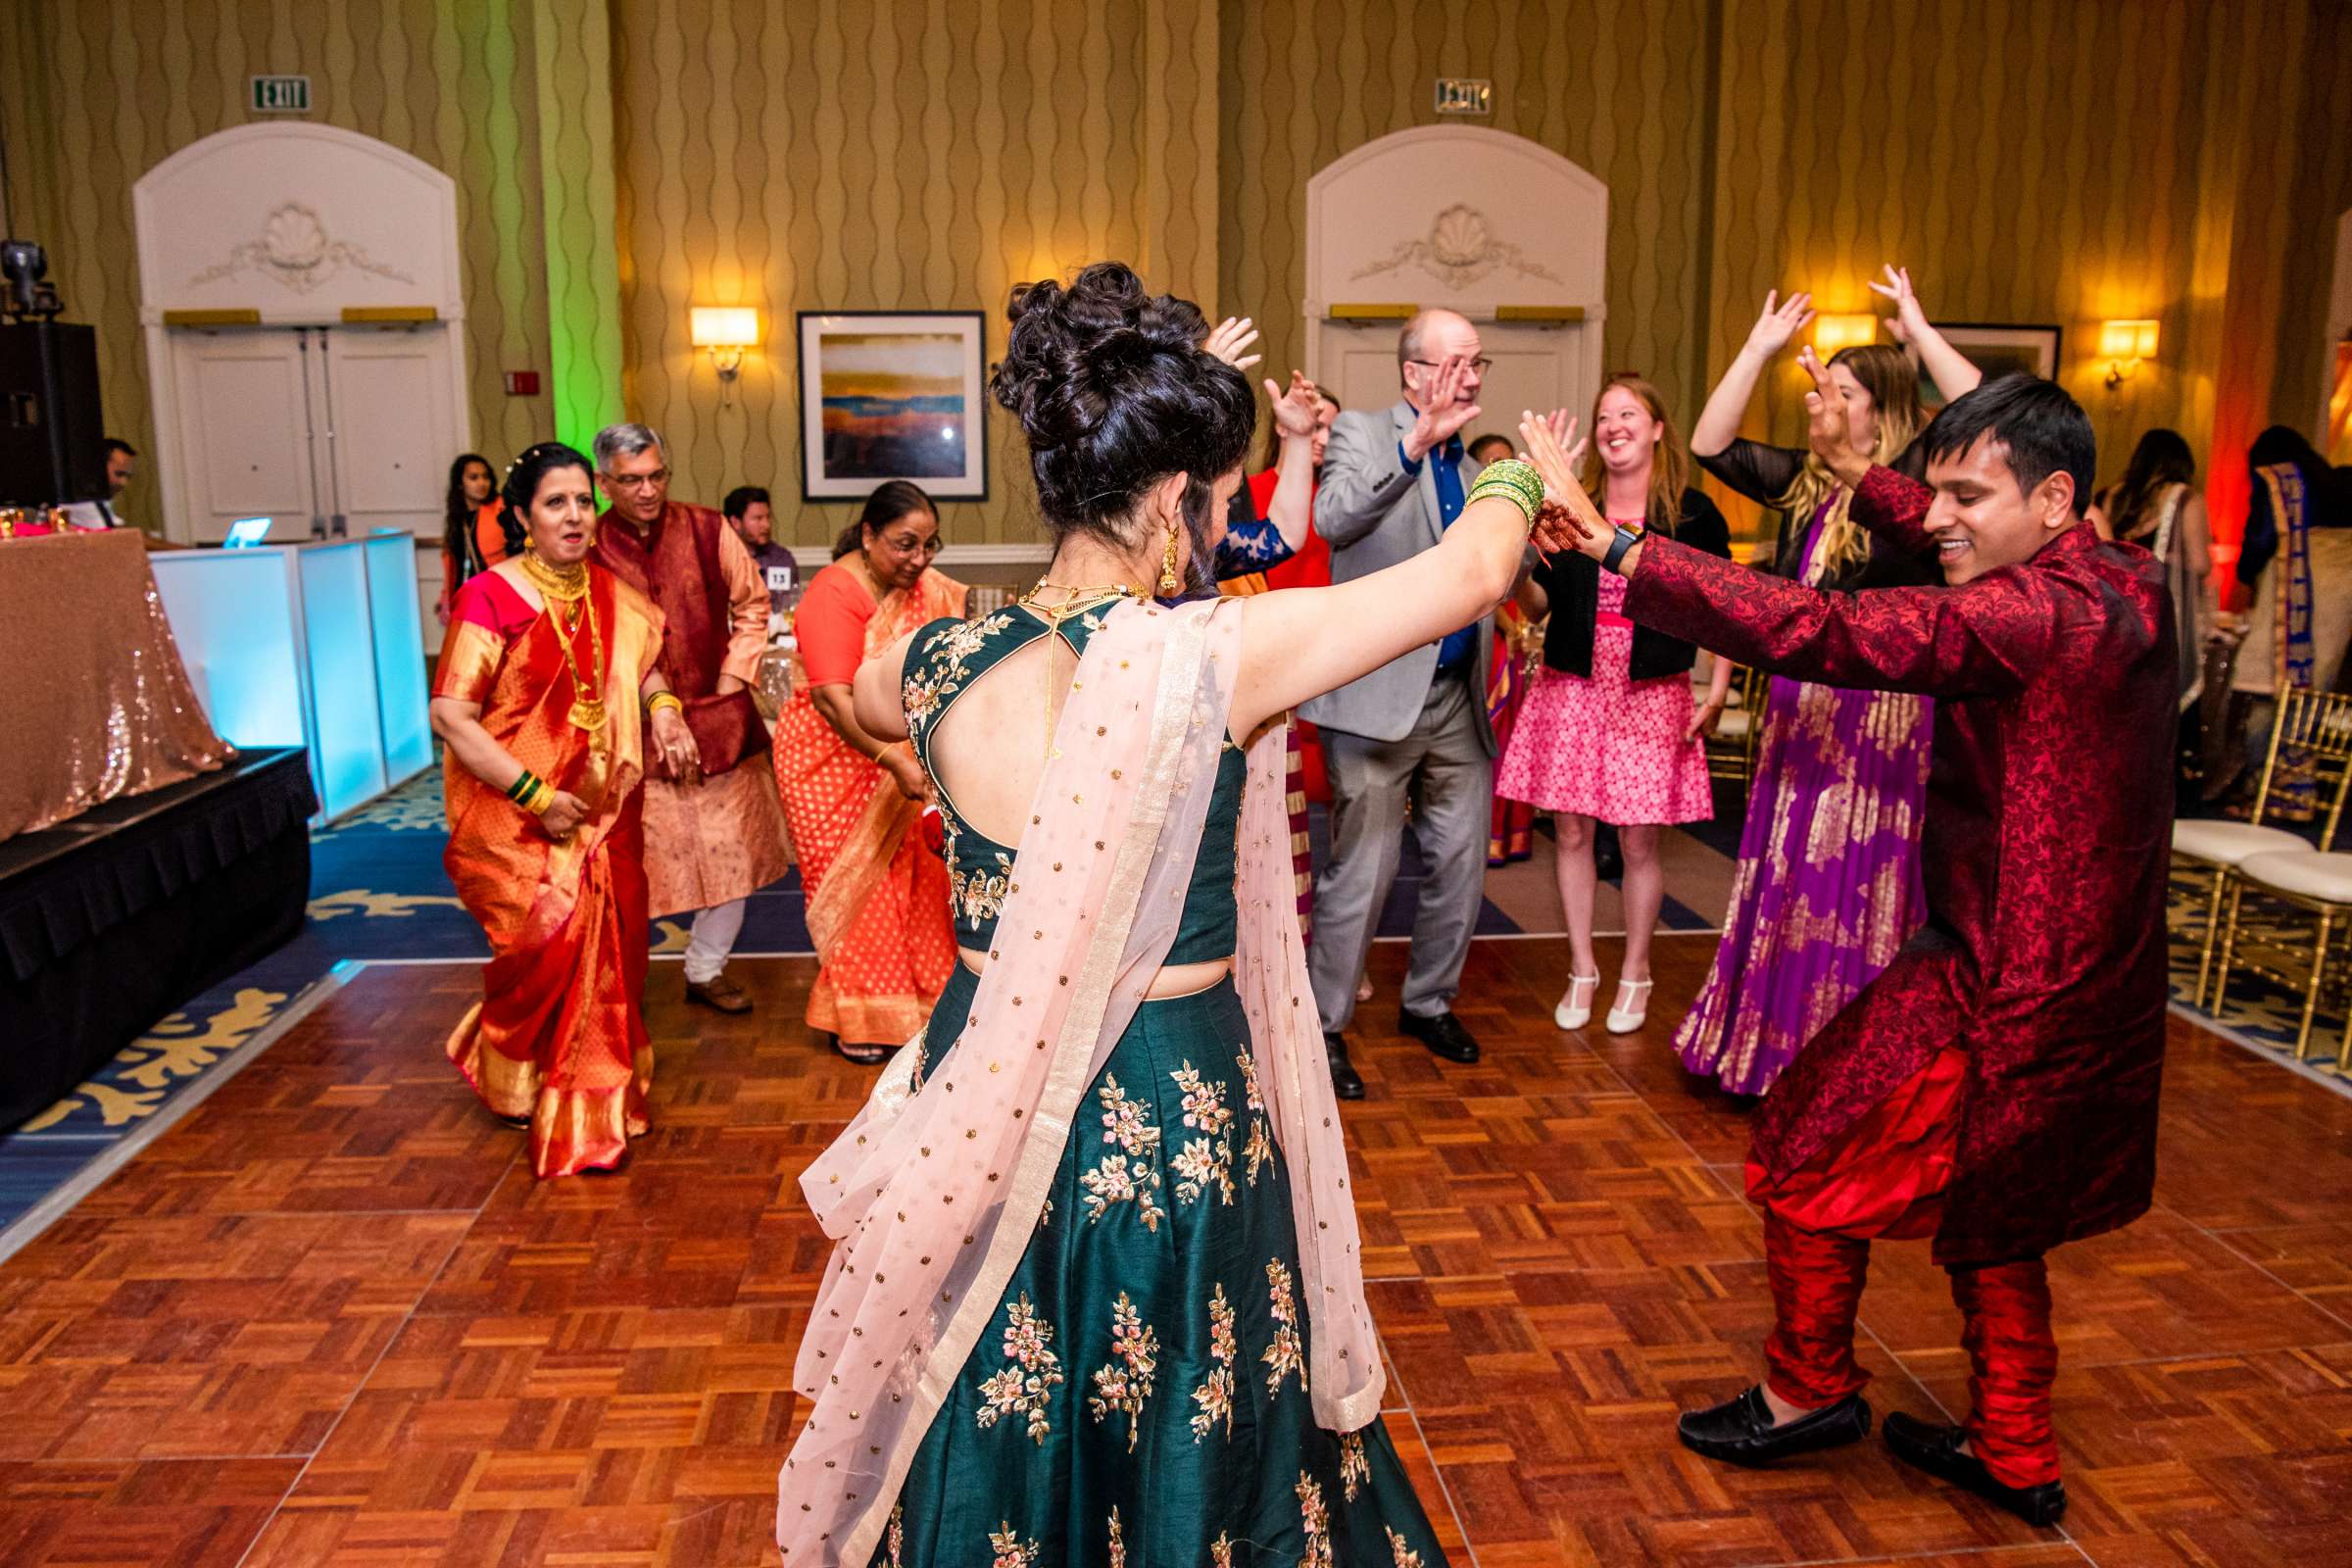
[
  {"x1": 1521, "y1": 366, "x2": 2172, "y2": 1526},
  {"x1": 590, "y1": 424, "x2": 793, "y2": 1014}
]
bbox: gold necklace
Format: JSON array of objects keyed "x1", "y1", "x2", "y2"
[
  {"x1": 517, "y1": 549, "x2": 589, "y2": 603},
  {"x1": 1018, "y1": 582, "x2": 1139, "y2": 758},
  {"x1": 523, "y1": 552, "x2": 607, "y2": 740}
]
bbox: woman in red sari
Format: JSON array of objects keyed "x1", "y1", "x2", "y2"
[
  {"x1": 429, "y1": 443, "x2": 690, "y2": 1177},
  {"x1": 773, "y1": 481, "x2": 966, "y2": 1063}
]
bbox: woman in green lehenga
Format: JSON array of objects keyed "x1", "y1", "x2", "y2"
[{"x1": 777, "y1": 264, "x2": 1563, "y2": 1568}]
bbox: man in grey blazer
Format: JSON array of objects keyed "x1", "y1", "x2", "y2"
[{"x1": 1303, "y1": 309, "x2": 1498, "y2": 1097}]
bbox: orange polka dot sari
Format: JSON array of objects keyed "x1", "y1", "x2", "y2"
[
  {"x1": 773, "y1": 563, "x2": 966, "y2": 1047},
  {"x1": 434, "y1": 566, "x2": 664, "y2": 1177}
]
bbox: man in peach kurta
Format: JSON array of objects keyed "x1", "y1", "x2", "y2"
[{"x1": 590, "y1": 423, "x2": 794, "y2": 1013}]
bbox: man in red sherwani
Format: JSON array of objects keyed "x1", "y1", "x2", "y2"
[
  {"x1": 1518, "y1": 362, "x2": 2173, "y2": 1526},
  {"x1": 591, "y1": 423, "x2": 794, "y2": 1014}
]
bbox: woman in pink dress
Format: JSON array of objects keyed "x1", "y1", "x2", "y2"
[{"x1": 1499, "y1": 374, "x2": 1731, "y2": 1034}]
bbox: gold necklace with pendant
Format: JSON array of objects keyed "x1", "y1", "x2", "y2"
[
  {"x1": 520, "y1": 551, "x2": 609, "y2": 742},
  {"x1": 1018, "y1": 581, "x2": 1139, "y2": 758}
]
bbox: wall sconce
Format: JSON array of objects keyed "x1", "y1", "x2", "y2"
[
  {"x1": 2099, "y1": 318, "x2": 2159, "y2": 388},
  {"x1": 1812, "y1": 313, "x2": 1878, "y2": 359},
  {"x1": 690, "y1": 306, "x2": 760, "y2": 404}
]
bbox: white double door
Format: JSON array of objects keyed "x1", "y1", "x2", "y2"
[{"x1": 165, "y1": 321, "x2": 457, "y2": 643}]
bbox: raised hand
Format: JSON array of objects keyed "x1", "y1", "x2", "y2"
[
  {"x1": 1743, "y1": 289, "x2": 1816, "y2": 360},
  {"x1": 1868, "y1": 265, "x2": 1929, "y2": 346},
  {"x1": 1404, "y1": 357, "x2": 1482, "y2": 461},
  {"x1": 1267, "y1": 370, "x2": 1321, "y2": 439},
  {"x1": 1203, "y1": 316, "x2": 1262, "y2": 371},
  {"x1": 1518, "y1": 408, "x2": 1608, "y2": 561},
  {"x1": 1535, "y1": 410, "x2": 1587, "y2": 473},
  {"x1": 1797, "y1": 346, "x2": 1871, "y2": 487}
]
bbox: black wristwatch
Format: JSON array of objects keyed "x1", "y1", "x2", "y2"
[{"x1": 1601, "y1": 524, "x2": 1643, "y2": 575}]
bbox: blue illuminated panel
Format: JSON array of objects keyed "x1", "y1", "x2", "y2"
[
  {"x1": 364, "y1": 532, "x2": 433, "y2": 784},
  {"x1": 297, "y1": 544, "x2": 391, "y2": 818},
  {"x1": 148, "y1": 550, "x2": 306, "y2": 748}
]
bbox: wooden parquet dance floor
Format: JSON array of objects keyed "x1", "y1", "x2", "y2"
[{"x1": 3, "y1": 937, "x2": 2349, "y2": 1567}]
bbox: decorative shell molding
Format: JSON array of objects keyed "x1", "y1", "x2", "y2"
[
  {"x1": 185, "y1": 202, "x2": 416, "y2": 296},
  {"x1": 1349, "y1": 203, "x2": 1565, "y2": 289}
]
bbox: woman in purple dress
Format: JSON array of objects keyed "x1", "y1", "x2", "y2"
[{"x1": 1674, "y1": 270, "x2": 1982, "y2": 1095}]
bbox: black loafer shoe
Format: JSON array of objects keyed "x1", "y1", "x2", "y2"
[
  {"x1": 1397, "y1": 1008, "x2": 1481, "y2": 1063},
  {"x1": 1325, "y1": 1034, "x2": 1365, "y2": 1101},
  {"x1": 1884, "y1": 1411, "x2": 2067, "y2": 1526},
  {"x1": 1676, "y1": 1385, "x2": 1872, "y2": 1468}
]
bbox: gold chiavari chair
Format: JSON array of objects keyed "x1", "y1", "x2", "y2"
[
  {"x1": 1703, "y1": 662, "x2": 1769, "y2": 784},
  {"x1": 2206, "y1": 687, "x2": 2352, "y2": 1062},
  {"x1": 2171, "y1": 684, "x2": 2352, "y2": 1006}
]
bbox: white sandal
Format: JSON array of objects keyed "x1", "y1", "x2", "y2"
[
  {"x1": 1554, "y1": 973, "x2": 1601, "y2": 1030},
  {"x1": 1606, "y1": 977, "x2": 1654, "y2": 1034}
]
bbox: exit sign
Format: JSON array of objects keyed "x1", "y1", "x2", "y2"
[
  {"x1": 1435, "y1": 77, "x2": 1492, "y2": 117},
  {"x1": 251, "y1": 74, "x2": 311, "y2": 113}
]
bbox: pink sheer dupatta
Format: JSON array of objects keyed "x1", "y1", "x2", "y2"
[{"x1": 777, "y1": 597, "x2": 1382, "y2": 1564}]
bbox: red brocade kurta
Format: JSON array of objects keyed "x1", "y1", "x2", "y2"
[
  {"x1": 1625, "y1": 466, "x2": 2174, "y2": 1265},
  {"x1": 593, "y1": 500, "x2": 793, "y2": 917}
]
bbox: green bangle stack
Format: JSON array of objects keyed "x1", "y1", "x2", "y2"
[
  {"x1": 507, "y1": 768, "x2": 554, "y2": 814},
  {"x1": 1467, "y1": 458, "x2": 1546, "y2": 527}
]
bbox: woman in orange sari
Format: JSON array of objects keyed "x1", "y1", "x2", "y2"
[
  {"x1": 774, "y1": 480, "x2": 966, "y2": 1063},
  {"x1": 429, "y1": 442, "x2": 692, "y2": 1177}
]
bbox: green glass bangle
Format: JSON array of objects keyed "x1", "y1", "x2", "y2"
[
  {"x1": 506, "y1": 769, "x2": 539, "y2": 805},
  {"x1": 1467, "y1": 459, "x2": 1545, "y2": 524}
]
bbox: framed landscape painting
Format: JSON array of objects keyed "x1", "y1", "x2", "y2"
[
  {"x1": 798, "y1": 311, "x2": 989, "y2": 502},
  {"x1": 1919, "y1": 323, "x2": 2063, "y2": 407}
]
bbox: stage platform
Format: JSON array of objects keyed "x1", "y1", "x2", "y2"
[{"x1": 0, "y1": 748, "x2": 314, "y2": 1128}]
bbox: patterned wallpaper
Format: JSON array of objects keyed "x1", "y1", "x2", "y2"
[
  {"x1": 0, "y1": 0, "x2": 557, "y2": 530},
  {"x1": 3, "y1": 0, "x2": 2345, "y2": 551},
  {"x1": 1220, "y1": 0, "x2": 1720, "y2": 430},
  {"x1": 605, "y1": 0, "x2": 1221, "y2": 548}
]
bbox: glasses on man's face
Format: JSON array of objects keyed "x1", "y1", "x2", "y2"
[
  {"x1": 1408, "y1": 357, "x2": 1494, "y2": 375},
  {"x1": 603, "y1": 469, "x2": 670, "y2": 492}
]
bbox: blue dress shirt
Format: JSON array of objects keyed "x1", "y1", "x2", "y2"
[{"x1": 1399, "y1": 436, "x2": 1475, "y2": 675}]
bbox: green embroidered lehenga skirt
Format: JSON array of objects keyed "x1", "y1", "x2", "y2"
[{"x1": 874, "y1": 962, "x2": 1449, "y2": 1568}]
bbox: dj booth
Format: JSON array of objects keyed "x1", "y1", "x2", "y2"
[{"x1": 0, "y1": 530, "x2": 319, "y2": 1127}]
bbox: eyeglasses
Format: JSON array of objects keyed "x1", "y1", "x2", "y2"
[
  {"x1": 1407, "y1": 357, "x2": 1494, "y2": 374},
  {"x1": 602, "y1": 469, "x2": 670, "y2": 492}
]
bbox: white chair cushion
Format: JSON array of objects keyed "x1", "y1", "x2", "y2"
[
  {"x1": 1716, "y1": 710, "x2": 1752, "y2": 739},
  {"x1": 2238, "y1": 850, "x2": 2352, "y2": 904},
  {"x1": 2172, "y1": 819, "x2": 2309, "y2": 866}
]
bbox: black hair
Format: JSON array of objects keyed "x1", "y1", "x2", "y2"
[
  {"x1": 1917, "y1": 372, "x2": 2096, "y2": 514},
  {"x1": 990, "y1": 261, "x2": 1256, "y2": 591},
  {"x1": 100, "y1": 436, "x2": 137, "y2": 462},
  {"x1": 831, "y1": 479, "x2": 938, "y2": 560},
  {"x1": 2104, "y1": 428, "x2": 2195, "y2": 542},
  {"x1": 443, "y1": 452, "x2": 497, "y2": 581},
  {"x1": 722, "y1": 484, "x2": 769, "y2": 520},
  {"x1": 1467, "y1": 433, "x2": 1515, "y2": 466},
  {"x1": 499, "y1": 442, "x2": 594, "y2": 543},
  {"x1": 2250, "y1": 424, "x2": 2352, "y2": 528}
]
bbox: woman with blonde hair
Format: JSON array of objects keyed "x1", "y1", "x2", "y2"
[
  {"x1": 1674, "y1": 267, "x2": 1981, "y2": 1097},
  {"x1": 1500, "y1": 372, "x2": 1732, "y2": 1036}
]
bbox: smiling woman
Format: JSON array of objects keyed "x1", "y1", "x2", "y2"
[
  {"x1": 774, "y1": 480, "x2": 966, "y2": 1063},
  {"x1": 427, "y1": 442, "x2": 690, "y2": 1178}
]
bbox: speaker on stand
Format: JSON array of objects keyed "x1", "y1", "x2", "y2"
[{"x1": 0, "y1": 320, "x2": 105, "y2": 507}]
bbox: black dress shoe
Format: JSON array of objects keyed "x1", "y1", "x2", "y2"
[
  {"x1": 1883, "y1": 1411, "x2": 2067, "y2": 1526},
  {"x1": 1397, "y1": 1008, "x2": 1481, "y2": 1063},
  {"x1": 1677, "y1": 1386, "x2": 1872, "y2": 1468},
  {"x1": 1325, "y1": 1034, "x2": 1365, "y2": 1101}
]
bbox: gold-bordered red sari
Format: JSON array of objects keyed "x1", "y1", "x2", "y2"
[
  {"x1": 772, "y1": 563, "x2": 966, "y2": 1045},
  {"x1": 434, "y1": 565, "x2": 664, "y2": 1177}
]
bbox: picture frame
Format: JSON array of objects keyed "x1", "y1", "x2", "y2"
[
  {"x1": 1920, "y1": 322, "x2": 2064, "y2": 406},
  {"x1": 797, "y1": 311, "x2": 990, "y2": 502}
]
